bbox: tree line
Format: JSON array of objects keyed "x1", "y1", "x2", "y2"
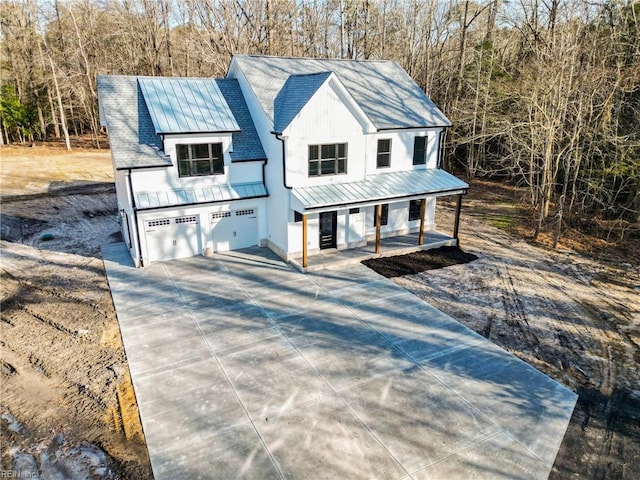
[{"x1": 1, "y1": 0, "x2": 638, "y2": 246}]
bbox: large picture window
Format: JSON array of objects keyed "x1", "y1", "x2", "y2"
[
  {"x1": 308, "y1": 143, "x2": 347, "y2": 177},
  {"x1": 177, "y1": 143, "x2": 224, "y2": 177},
  {"x1": 413, "y1": 136, "x2": 427, "y2": 165},
  {"x1": 376, "y1": 139, "x2": 391, "y2": 168}
]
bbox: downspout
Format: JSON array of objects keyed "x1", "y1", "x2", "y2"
[
  {"x1": 125, "y1": 169, "x2": 144, "y2": 267},
  {"x1": 438, "y1": 128, "x2": 447, "y2": 169},
  {"x1": 261, "y1": 158, "x2": 268, "y2": 194},
  {"x1": 272, "y1": 132, "x2": 292, "y2": 189}
]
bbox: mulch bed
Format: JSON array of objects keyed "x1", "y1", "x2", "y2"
[{"x1": 362, "y1": 246, "x2": 478, "y2": 278}]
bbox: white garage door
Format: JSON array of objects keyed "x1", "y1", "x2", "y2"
[
  {"x1": 211, "y1": 208, "x2": 258, "y2": 252},
  {"x1": 144, "y1": 215, "x2": 200, "y2": 263}
]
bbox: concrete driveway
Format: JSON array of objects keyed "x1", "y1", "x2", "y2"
[{"x1": 102, "y1": 243, "x2": 577, "y2": 480}]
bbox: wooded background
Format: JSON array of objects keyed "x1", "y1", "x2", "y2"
[{"x1": 1, "y1": 0, "x2": 638, "y2": 246}]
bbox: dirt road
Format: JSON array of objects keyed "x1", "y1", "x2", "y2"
[{"x1": 392, "y1": 195, "x2": 640, "y2": 479}]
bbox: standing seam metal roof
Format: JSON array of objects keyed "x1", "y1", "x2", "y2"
[
  {"x1": 291, "y1": 169, "x2": 468, "y2": 210},
  {"x1": 138, "y1": 77, "x2": 240, "y2": 134},
  {"x1": 97, "y1": 75, "x2": 171, "y2": 170},
  {"x1": 98, "y1": 75, "x2": 267, "y2": 169},
  {"x1": 135, "y1": 182, "x2": 267, "y2": 210}
]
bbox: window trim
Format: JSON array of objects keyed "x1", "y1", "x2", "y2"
[
  {"x1": 413, "y1": 136, "x2": 427, "y2": 166},
  {"x1": 376, "y1": 138, "x2": 391, "y2": 168},
  {"x1": 177, "y1": 143, "x2": 224, "y2": 177},
  {"x1": 308, "y1": 143, "x2": 348, "y2": 177}
]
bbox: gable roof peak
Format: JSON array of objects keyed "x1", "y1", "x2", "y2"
[
  {"x1": 273, "y1": 71, "x2": 334, "y2": 134},
  {"x1": 232, "y1": 55, "x2": 451, "y2": 130}
]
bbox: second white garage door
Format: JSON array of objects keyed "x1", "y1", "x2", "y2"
[{"x1": 211, "y1": 208, "x2": 258, "y2": 252}]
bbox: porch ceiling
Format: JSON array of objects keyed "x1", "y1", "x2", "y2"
[{"x1": 291, "y1": 169, "x2": 468, "y2": 212}]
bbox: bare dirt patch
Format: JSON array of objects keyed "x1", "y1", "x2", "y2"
[
  {"x1": 366, "y1": 182, "x2": 640, "y2": 479},
  {"x1": 363, "y1": 246, "x2": 478, "y2": 278},
  {"x1": 1, "y1": 146, "x2": 152, "y2": 479}
]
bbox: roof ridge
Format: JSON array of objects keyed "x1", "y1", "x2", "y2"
[
  {"x1": 234, "y1": 53, "x2": 394, "y2": 64},
  {"x1": 288, "y1": 71, "x2": 334, "y2": 77}
]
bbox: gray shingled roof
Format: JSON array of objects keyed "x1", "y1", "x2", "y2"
[
  {"x1": 273, "y1": 72, "x2": 332, "y2": 133},
  {"x1": 216, "y1": 79, "x2": 267, "y2": 161},
  {"x1": 231, "y1": 55, "x2": 451, "y2": 131},
  {"x1": 292, "y1": 169, "x2": 468, "y2": 210},
  {"x1": 138, "y1": 77, "x2": 239, "y2": 134},
  {"x1": 97, "y1": 75, "x2": 171, "y2": 170}
]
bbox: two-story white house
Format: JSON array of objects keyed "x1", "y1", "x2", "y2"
[{"x1": 98, "y1": 55, "x2": 468, "y2": 269}]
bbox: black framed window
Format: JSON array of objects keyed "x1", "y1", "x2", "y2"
[
  {"x1": 409, "y1": 200, "x2": 422, "y2": 221},
  {"x1": 372, "y1": 204, "x2": 389, "y2": 226},
  {"x1": 376, "y1": 139, "x2": 391, "y2": 168},
  {"x1": 413, "y1": 136, "x2": 427, "y2": 165},
  {"x1": 294, "y1": 211, "x2": 303, "y2": 222},
  {"x1": 177, "y1": 143, "x2": 224, "y2": 177},
  {"x1": 308, "y1": 143, "x2": 347, "y2": 177}
]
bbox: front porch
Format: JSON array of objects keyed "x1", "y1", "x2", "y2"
[{"x1": 289, "y1": 230, "x2": 456, "y2": 272}]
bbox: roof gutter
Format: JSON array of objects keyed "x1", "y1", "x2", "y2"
[
  {"x1": 376, "y1": 124, "x2": 452, "y2": 132},
  {"x1": 272, "y1": 132, "x2": 292, "y2": 189}
]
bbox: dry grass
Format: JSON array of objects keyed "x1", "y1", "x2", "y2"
[{"x1": 1, "y1": 144, "x2": 113, "y2": 196}]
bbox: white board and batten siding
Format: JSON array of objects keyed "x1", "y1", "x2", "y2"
[
  {"x1": 230, "y1": 64, "x2": 291, "y2": 254},
  {"x1": 366, "y1": 129, "x2": 442, "y2": 174},
  {"x1": 283, "y1": 79, "x2": 368, "y2": 189}
]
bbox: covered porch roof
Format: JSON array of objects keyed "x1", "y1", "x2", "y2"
[
  {"x1": 135, "y1": 181, "x2": 267, "y2": 210},
  {"x1": 291, "y1": 169, "x2": 468, "y2": 213}
]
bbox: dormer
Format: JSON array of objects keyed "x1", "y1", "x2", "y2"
[{"x1": 137, "y1": 77, "x2": 239, "y2": 181}]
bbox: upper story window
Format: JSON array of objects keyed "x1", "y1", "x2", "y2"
[
  {"x1": 413, "y1": 136, "x2": 427, "y2": 165},
  {"x1": 177, "y1": 143, "x2": 224, "y2": 177},
  {"x1": 309, "y1": 143, "x2": 347, "y2": 177},
  {"x1": 376, "y1": 139, "x2": 391, "y2": 168}
]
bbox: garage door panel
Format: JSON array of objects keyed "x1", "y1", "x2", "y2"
[
  {"x1": 145, "y1": 215, "x2": 200, "y2": 263},
  {"x1": 231, "y1": 209, "x2": 258, "y2": 250},
  {"x1": 210, "y1": 208, "x2": 258, "y2": 252}
]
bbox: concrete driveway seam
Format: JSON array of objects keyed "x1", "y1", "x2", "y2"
[
  {"x1": 158, "y1": 262, "x2": 288, "y2": 480},
  {"x1": 214, "y1": 257, "x2": 413, "y2": 478}
]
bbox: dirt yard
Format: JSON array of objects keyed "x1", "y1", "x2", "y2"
[
  {"x1": 1, "y1": 145, "x2": 638, "y2": 479},
  {"x1": 371, "y1": 187, "x2": 640, "y2": 479},
  {"x1": 1, "y1": 145, "x2": 152, "y2": 479}
]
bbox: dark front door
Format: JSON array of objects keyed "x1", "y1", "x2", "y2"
[{"x1": 319, "y1": 211, "x2": 337, "y2": 249}]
